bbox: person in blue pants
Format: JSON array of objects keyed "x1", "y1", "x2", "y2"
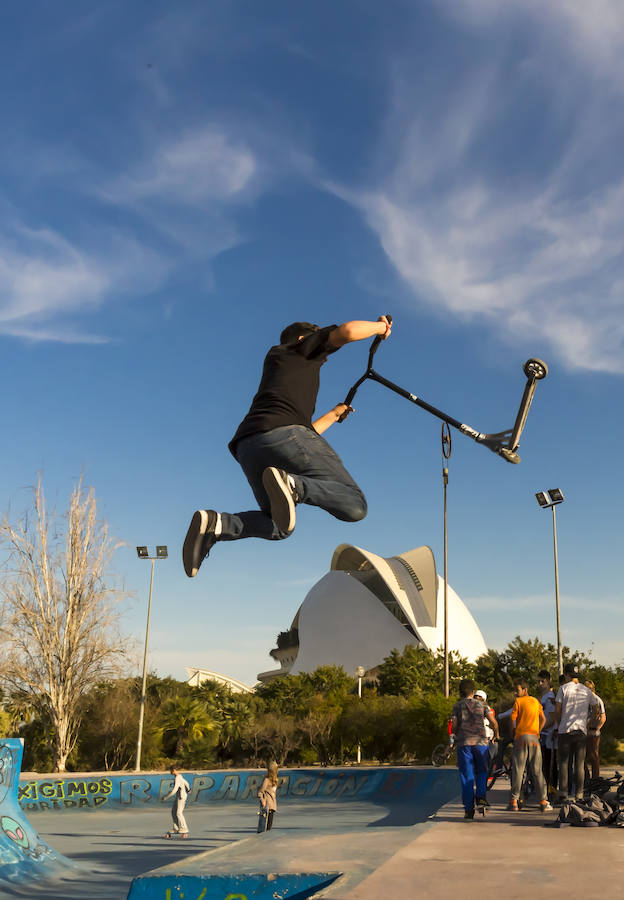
[{"x1": 451, "y1": 679, "x2": 499, "y2": 819}]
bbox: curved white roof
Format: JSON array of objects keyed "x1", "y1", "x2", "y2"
[
  {"x1": 290, "y1": 571, "x2": 419, "y2": 675},
  {"x1": 258, "y1": 543, "x2": 488, "y2": 681},
  {"x1": 287, "y1": 543, "x2": 486, "y2": 677},
  {"x1": 185, "y1": 667, "x2": 252, "y2": 693}
]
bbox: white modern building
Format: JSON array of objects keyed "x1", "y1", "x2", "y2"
[
  {"x1": 257, "y1": 543, "x2": 487, "y2": 682},
  {"x1": 185, "y1": 667, "x2": 253, "y2": 693}
]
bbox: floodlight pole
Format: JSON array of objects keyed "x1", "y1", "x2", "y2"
[
  {"x1": 135, "y1": 558, "x2": 155, "y2": 773},
  {"x1": 551, "y1": 505, "x2": 563, "y2": 678},
  {"x1": 135, "y1": 546, "x2": 167, "y2": 772},
  {"x1": 535, "y1": 491, "x2": 564, "y2": 677},
  {"x1": 356, "y1": 666, "x2": 365, "y2": 764},
  {"x1": 442, "y1": 424, "x2": 452, "y2": 699}
]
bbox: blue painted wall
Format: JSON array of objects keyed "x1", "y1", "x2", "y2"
[{"x1": 19, "y1": 766, "x2": 457, "y2": 818}]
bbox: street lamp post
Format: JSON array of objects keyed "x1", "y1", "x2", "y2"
[
  {"x1": 356, "y1": 666, "x2": 365, "y2": 765},
  {"x1": 441, "y1": 423, "x2": 452, "y2": 698},
  {"x1": 535, "y1": 490, "x2": 565, "y2": 676},
  {"x1": 135, "y1": 545, "x2": 168, "y2": 772}
]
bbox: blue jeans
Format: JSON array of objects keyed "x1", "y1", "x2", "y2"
[
  {"x1": 457, "y1": 745, "x2": 489, "y2": 811},
  {"x1": 221, "y1": 425, "x2": 367, "y2": 541}
]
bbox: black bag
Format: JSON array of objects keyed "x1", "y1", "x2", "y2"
[{"x1": 556, "y1": 794, "x2": 617, "y2": 827}]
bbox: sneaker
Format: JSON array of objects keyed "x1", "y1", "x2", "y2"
[
  {"x1": 183, "y1": 510, "x2": 218, "y2": 577},
  {"x1": 540, "y1": 800, "x2": 554, "y2": 812},
  {"x1": 464, "y1": 808, "x2": 475, "y2": 819},
  {"x1": 476, "y1": 797, "x2": 489, "y2": 808},
  {"x1": 507, "y1": 798, "x2": 518, "y2": 811},
  {"x1": 262, "y1": 467, "x2": 297, "y2": 535}
]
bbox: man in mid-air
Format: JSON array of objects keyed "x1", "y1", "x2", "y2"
[{"x1": 183, "y1": 316, "x2": 392, "y2": 577}]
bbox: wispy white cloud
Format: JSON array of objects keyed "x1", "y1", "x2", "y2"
[
  {"x1": 324, "y1": 4, "x2": 624, "y2": 374},
  {"x1": 0, "y1": 122, "x2": 265, "y2": 343},
  {"x1": 0, "y1": 219, "x2": 172, "y2": 343},
  {"x1": 0, "y1": 225, "x2": 109, "y2": 343},
  {"x1": 101, "y1": 128, "x2": 258, "y2": 208},
  {"x1": 438, "y1": 0, "x2": 624, "y2": 83},
  {"x1": 95, "y1": 126, "x2": 267, "y2": 263}
]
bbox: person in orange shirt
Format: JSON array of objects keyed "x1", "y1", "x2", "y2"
[{"x1": 508, "y1": 680, "x2": 552, "y2": 812}]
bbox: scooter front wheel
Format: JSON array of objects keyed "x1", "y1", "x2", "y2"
[{"x1": 523, "y1": 358, "x2": 548, "y2": 380}]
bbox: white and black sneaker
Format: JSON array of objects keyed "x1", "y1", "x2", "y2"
[
  {"x1": 262, "y1": 467, "x2": 297, "y2": 535},
  {"x1": 183, "y1": 510, "x2": 218, "y2": 577}
]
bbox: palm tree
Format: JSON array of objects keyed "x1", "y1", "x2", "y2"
[{"x1": 157, "y1": 696, "x2": 215, "y2": 757}]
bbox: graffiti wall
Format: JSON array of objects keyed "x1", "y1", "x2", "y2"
[{"x1": 19, "y1": 767, "x2": 390, "y2": 814}]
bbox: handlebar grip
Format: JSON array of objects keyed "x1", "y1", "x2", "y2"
[{"x1": 368, "y1": 313, "x2": 393, "y2": 362}]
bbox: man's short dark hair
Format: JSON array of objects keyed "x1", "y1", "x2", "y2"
[
  {"x1": 459, "y1": 678, "x2": 475, "y2": 698},
  {"x1": 514, "y1": 678, "x2": 528, "y2": 690},
  {"x1": 280, "y1": 322, "x2": 319, "y2": 344},
  {"x1": 538, "y1": 670, "x2": 551, "y2": 681}
]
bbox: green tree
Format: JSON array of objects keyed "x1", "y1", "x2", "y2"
[
  {"x1": 377, "y1": 645, "x2": 474, "y2": 697},
  {"x1": 405, "y1": 694, "x2": 455, "y2": 761},
  {"x1": 253, "y1": 712, "x2": 300, "y2": 765},
  {"x1": 157, "y1": 696, "x2": 216, "y2": 758},
  {"x1": 77, "y1": 679, "x2": 144, "y2": 771}
]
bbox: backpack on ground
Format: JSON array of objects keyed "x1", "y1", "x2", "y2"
[{"x1": 555, "y1": 794, "x2": 618, "y2": 827}]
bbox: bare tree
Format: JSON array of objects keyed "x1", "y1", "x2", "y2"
[{"x1": 0, "y1": 478, "x2": 126, "y2": 771}]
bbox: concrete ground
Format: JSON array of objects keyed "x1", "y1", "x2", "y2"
[
  {"x1": 3, "y1": 798, "x2": 392, "y2": 900},
  {"x1": 5, "y1": 772, "x2": 624, "y2": 900},
  {"x1": 338, "y1": 777, "x2": 624, "y2": 900}
]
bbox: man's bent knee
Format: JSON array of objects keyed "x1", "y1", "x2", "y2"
[{"x1": 337, "y1": 495, "x2": 367, "y2": 522}]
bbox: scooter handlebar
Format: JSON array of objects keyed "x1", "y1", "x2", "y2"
[{"x1": 339, "y1": 315, "x2": 392, "y2": 422}]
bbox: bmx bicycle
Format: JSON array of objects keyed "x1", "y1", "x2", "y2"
[{"x1": 431, "y1": 719, "x2": 455, "y2": 767}]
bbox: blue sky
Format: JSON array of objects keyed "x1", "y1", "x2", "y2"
[{"x1": 1, "y1": 0, "x2": 623, "y2": 686}]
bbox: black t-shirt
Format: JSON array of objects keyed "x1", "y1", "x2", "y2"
[{"x1": 228, "y1": 324, "x2": 338, "y2": 457}]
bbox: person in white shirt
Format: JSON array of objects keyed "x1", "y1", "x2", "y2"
[
  {"x1": 554, "y1": 663, "x2": 597, "y2": 802},
  {"x1": 584, "y1": 680, "x2": 607, "y2": 781},
  {"x1": 164, "y1": 765, "x2": 191, "y2": 837}
]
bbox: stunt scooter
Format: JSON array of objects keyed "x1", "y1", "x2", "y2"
[{"x1": 340, "y1": 315, "x2": 548, "y2": 464}]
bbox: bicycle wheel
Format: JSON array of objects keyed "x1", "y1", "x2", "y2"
[{"x1": 431, "y1": 744, "x2": 450, "y2": 767}]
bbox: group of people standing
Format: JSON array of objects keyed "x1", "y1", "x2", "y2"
[{"x1": 451, "y1": 664, "x2": 607, "y2": 819}]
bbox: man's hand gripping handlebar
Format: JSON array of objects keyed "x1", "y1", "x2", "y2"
[{"x1": 338, "y1": 314, "x2": 393, "y2": 422}]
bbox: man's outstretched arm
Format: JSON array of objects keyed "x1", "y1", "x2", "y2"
[
  {"x1": 328, "y1": 316, "x2": 392, "y2": 348},
  {"x1": 312, "y1": 403, "x2": 353, "y2": 435}
]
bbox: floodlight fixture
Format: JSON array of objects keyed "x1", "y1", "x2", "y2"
[
  {"x1": 156, "y1": 545, "x2": 168, "y2": 558},
  {"x1": 535, "y1": 489, "x2": 565, "y2": 508},
  {"x1": 136, "y1": 546, "x2": 149, "y2": 558}
]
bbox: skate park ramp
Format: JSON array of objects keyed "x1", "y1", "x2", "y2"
[
  {"x1": 6, "y1": 751, "x2": 459, "y2": 899},
  {"x1": 0, "y1": 739, "x2": 78, "y2": 892}
]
